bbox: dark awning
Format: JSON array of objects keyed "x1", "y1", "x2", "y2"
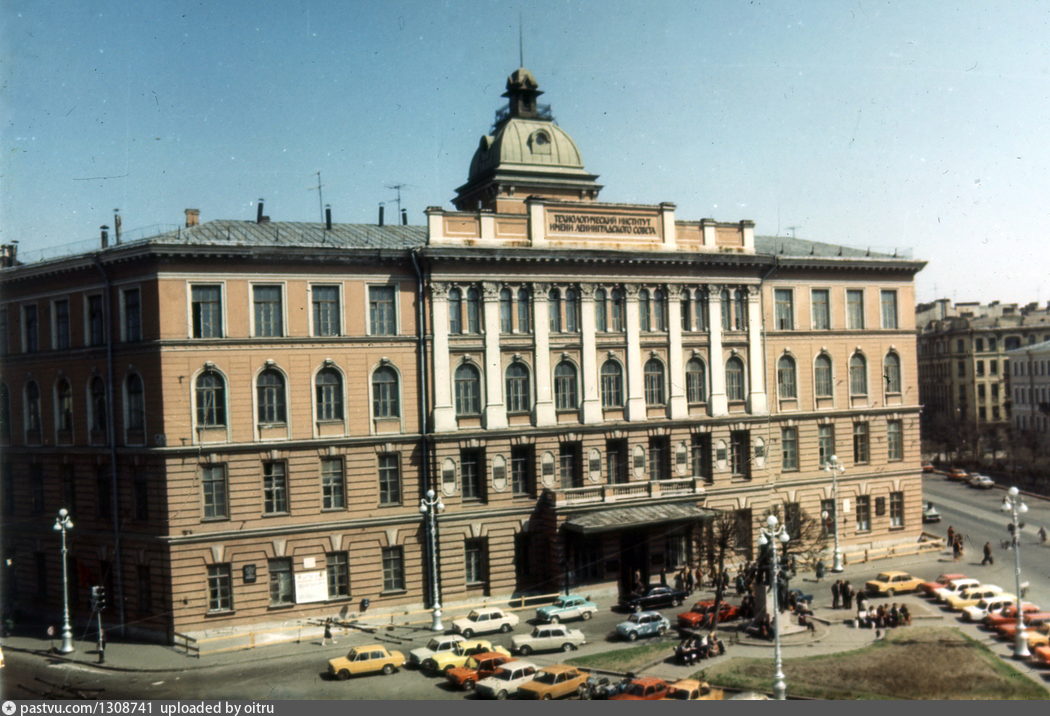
[{"x1": 563, "y1": 503, "x2": 718, "y2": 535}]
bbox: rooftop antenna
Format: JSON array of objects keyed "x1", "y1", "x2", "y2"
[
  {"x1": 308, "y1": 171, "x2": 325, "y2": 223},
  {"x1": 385, "y1": 183, "x2": 409, "y2": 218},
  {"x1": 519, "y1": 10, "x2": 524, "y2": 67}
]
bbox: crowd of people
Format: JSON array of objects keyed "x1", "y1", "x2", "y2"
[
  {"x1": 673, "y1": 632, "x2": 725, "y2": 665},
  {"x1": 855, "y1": 602, "x2": 911, "y2": 636}
]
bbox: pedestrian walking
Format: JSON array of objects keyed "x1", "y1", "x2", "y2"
[
  {"x1": 844, "y1": 582, "x2": 854, "y2": 611},
  {"x1": 815, "y1": 559, "x2": 826, "y2": 581},
  {"x1": 981, "y1": 542, "x2": 994, "y2": 566},
  {"x1": 321, "y1": 617, "x2": 336, "y2": 646},
  {"x1": 685, "y1": 568, "x2": 695, "y2": 594},
  {"x1": 1039, "y1": 526, "x2": 1047, "y2": 543},
  {"x1": 831, "y1": 579, "x2": 841, "y2": 609},
  {"x1": 946, "y1": 525, "x2": 955, "y2": 552}
]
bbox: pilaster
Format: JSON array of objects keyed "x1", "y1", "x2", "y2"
[
  {"x1": 624, "y1": 284, "x2": 646, "y2": 420},
  {"x1": 706, "y1": 286, "x2": 728, "y2": 416},
  {"x1": 579, "y1": 284, "x2": 602, "y2": 423},
  {"x1": 430, "y1": 283, "x2": 456, "y2": 431},
  {"x1": 746, "y1": 285, "x2": 768, "y2": 414},
  {"x1": 667, "y1": 288, "x2": 687, "y2": 418},
  {"x1": 481, "y1": 282, "x2": 508, "y2": 429},
  {"x1": 531, "y1": 282, "x2": 556, "y2": 426}
]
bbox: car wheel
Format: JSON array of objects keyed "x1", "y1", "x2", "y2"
[
  {"x1": 500, "y1": 623, "x2": 512, "y2": 633},
  {"x1": 581, "y1": 611, "x2": 592, "y2": 621},
  {"x1": 462, "y1": 629, "x2": 474, "y2": 639},
  {"x1": 337, "y1": 669, "x2": 351, "y2": 681},
  {"x1": 382, "y1": 664, "x2": 394, "y2": 675},
  {"x1": 542, "y1": 693, "x2": 553, "y2": 700},
  {"x1": 658, "y1": 626, "x2": 667, "y2": 636},
  {"x1": 519, "y1": 644, "x2": 533, "y2": 656},
  {"x1": 463, "y1": 679, "x2": 476, "y2": 691},
  {"x1": 496, "y1": 690, "x2": 508, "y2": 700},
  {"x1": 549, "y1": 615, "x2": 560, "y2": 624},
  {"x1": 627, "y1": 631, "x2": 638, "y2": 642},
  {"x1": 886, "y1": 589, "x2": 895, "y2": 598},
  {"x1": 562, "y1": 642, "x2": 574, "y2": 652},
  {"x1": 422, "y1": 659, "x2": 436, "y2": 673},
  {"x1": 444, "y1": 664, "x2": 455, "y2": 674},
  {"x1": 674, "y1": 597, "x2": 684, "y2": 607}
]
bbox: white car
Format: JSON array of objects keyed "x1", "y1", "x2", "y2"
[
  {"x1": 968, "y1": 474, "x2": 995, "y2": 489},
  {"x1": 962, "y1": 593, "x2": 1018, "y2": 622},
  {"x1": 408, "y1": 634, "x2": 465, "y2": 668},
  {"x1": 475, "y1": 660, "x2": 539, "y2": 700},
  {"x1": 451, "y1": 607, "x2": 520, "y2": 638},
  {"x1": 934, "y1": 577, "x2": 981, "y2": 603},
  {"x1": 511, "y1": 624, "x2": 587, "y2": 655}
]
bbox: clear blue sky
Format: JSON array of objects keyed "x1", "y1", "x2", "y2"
[{"x1": 4, "y1": 1, "x2": 1049, "y2": 305}]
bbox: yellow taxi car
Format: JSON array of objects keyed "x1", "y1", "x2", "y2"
[
  {"x1": 864, "y1": 571, "x2": 925, "y2": 596},
  {"x1": 516, "y1": 664, "x2": 590, "y2": 700},
  {"x1": 662, "y1": 679, "x2": 725, "y2": 700},
  {"x1": 1025, "y1": 623, "x2": 1050, "y2": 650},
  {"x1": 328, "y1": 644, "x2": 405, "y2": 679},
  {"x1": 945, "y1": 584, "x2": 1004, "y2": 611}
]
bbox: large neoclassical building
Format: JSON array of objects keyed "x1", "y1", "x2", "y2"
[{"x1": 0, "y1": 67, "x2": 925, "y2": 641}]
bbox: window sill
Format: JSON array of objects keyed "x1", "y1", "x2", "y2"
[
  {"x1": 377, "y1": 502, "x2": 403, "y2": 508},
  {"x1": 258, "y1": 423, "x2": 288, "y2": 429},
  {"x1": 201, "y1": 516, "x2": 231, "y2": 523},
  {"x1": 889, "y1": 525, "x2": 905, "y2": 531},
  {"x1": 321, "y1": 507, "x2": 348, "y2": 513},
  {"x1": 262, "y1": 511, "x2": 290, "y2": 518},
  {"x1": 206, "y1": 610, "x2": 235, "y2": 617},
  {"x1": 380, "y1": 589, "x2": 406, "y2": 597},
  {"x1": 267, "y1": 603, "x2": 296, "y2": 611}
]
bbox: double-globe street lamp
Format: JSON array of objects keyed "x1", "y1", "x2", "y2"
[
  {"x1": 1000, "y1": 486, "x2": 1029, "y2": 659},
  {"x1": 822, "y1": 455, "x2": 846, "y2": 573},
  {"x1": 757, "y1": 513, "x2": 791, "y2": 701},
  {"x1": 52, "y1": 508, "x2": 75, "y2": 654},
  {"x1": 419, "y1": 488, "x2": 445, "y2": 632}
]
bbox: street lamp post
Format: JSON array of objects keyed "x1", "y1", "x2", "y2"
[
  {"x1": 52, "y1": 508, "x2": 75, "y2": 654},
  {"x1": 1000, "y1": 486, "x2": 1030, "y2": 659},
  {"x1": 823, "y1": 455, "x2": 846, "y2": 573},
  {"x1": 758, "y1": 513, "x2": 791, "y2": 701},
  {"x1": 419, "y1": 489, "x2": 445, "y2": 632}
]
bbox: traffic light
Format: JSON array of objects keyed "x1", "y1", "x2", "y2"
[{"x1": 90, "y1": 585, "x2": 107, "y2": 611}]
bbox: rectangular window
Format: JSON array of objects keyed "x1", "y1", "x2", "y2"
[
  {"x1": 977, "y1": 383, "x2": 986, "y2": 401},
  {"x1": 846, "y1": 289, "x2": 864, "y2": 329},
  {"x1": 122, "y1": 288, "x2": 141, "y2": 342},
  {"x1": 253, "y1": 285, "x2": 284, "y2": 337},
  {"x1": 855, "y1": 495, "x2": 871, "y2": 532},
  {"x1": 87, "y1": 294, "x2": 106, "y2": 346},
  {"x1": 326, "y1": 552, "x2": 350, "y2": 599},
  {"x1": 976, "y1": 338, "x2": 984, "y2": 352},
  {"x1": 263, "y1": 461, "x2": 288, "y2": 514},
  {"x1": 461, "y1": 448, "x2": 485, "y2": 501},
  {"x1": 774, "y1": 289, "x2": 794, "y2": 330},
  {"x1": 820, "y1": 498, "x2": 835, "y2": 538},
  {"x1": 818, "y1": 424, "x2": 835, "y2": 466},
  {"x1": 22, "y1": 304, "x2": 38, "y2": 352},
  {"x1": 887, "y1": 420, "x2": 903, "y2": 461},
  {"x1": 207, "y1": 564, "x2": 233, "y2": 612},
  {"x1": 890, "y1": 491, "x2": 904, "y2": 527},
  {"x1": 811, "y1": 289, "x2": 830, "y2": 330},
  {"x1": 957, "y1": 361, "x2": 965, "y2": 378},
  {"x1": 784, "y1": 502, "x2": 802, "y2": 539},
  {"x1": 378, "y1": 453, "x2": 401, "y2": 505},
  {"x1": 976, "y1": 360, "x2": 984, "y2": 377},
  {"x1": 510, "y1": 445, "x2": 534, "y2": 496},
  {"x1": 991, "y1": 383, "x2": 999, "y2": 401},
  {"x1": 53, "y1": 299, "x2": 70, "y2": 349},
  {"x1": 381, "y1": 546, "x2": 405, "y2": 592},
  {"x1": 730, "y1": 430, "x2": 751, "y2": 478},
  {"x1": 191, "y1": 285, "x2": 223, "y2": 338},
  {"x1": 852, "y1": 422, "x2": 870, "y2": 464},
  {"x1": 990, "y1": 360, "x2": 998, "y2": 375},
  {"x1": 647, "y1": 436, "x2": 670, "y2": 480},
  {"x1": 665, "y1": 532, "x2": 688, "y2": 570},
  {"x1": 268, "y1": 558, "x2": 294, "y2": 606},
  {"x1": 781, "y1": 427, "x2": 799, "y2": 471},
  {"x1": 465, "y1": 538, "x2": 487, "y2": 586},
  {"x1": 559, "y1": 442, "x2": 583, "y2": 488},
  {"x1": 880, "y1": 290, "x2": 898, "y2": 329},
  {"x1": 200, "y1": 461, "x2": 227, "y2": 518},
  {"x1": 606, "y1": 439, "x2": 628, "y2": 484},
  {"x1": 690, "y1": 433, "x2": 713, "y2": 483},
  {"x1": 321, "y1": 457, "x2": 345, "y2": 510},
  {"x1": 734, "y1": 508, "x2": 753, "y2": 556},
  {"x1": 369, "y1": 286, "x2": 397, "y2": 336},
  {"x1": 311, "y1": 285, "x2": 341, "y2": 337}
]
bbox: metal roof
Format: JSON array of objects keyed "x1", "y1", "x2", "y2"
[
  {"x1": 563, "y1": 502, "x2": 717, "y2": 535},
  {"x1": 141, "y1": 220, "x2": 427, "y2": 251}
]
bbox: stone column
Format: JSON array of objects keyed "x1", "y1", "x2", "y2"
[
  {"x1": 624, "y1": 284, "x2": 647, "y2": 420},
  {"x1": 482, "y1": 282, "x2": 507, "y2": 429},
  {"x1": 667, "y1": 286, "x2": 687, "y2": 418},
  {"x1": 746, "y1": 285, "x2": 768, "y2": 414},
  {"x1": 531, "y1": 282, "x2": 556, "y2": 426},
  {"x1": 706, "y1": 286, "x2": 728, "y2": 416},
  {"x1": 431, "y1": 283, "x2": 456, "y2": 432},
  {"x1": 579, "y1": 284, "x2": 602, "y2": 423}
]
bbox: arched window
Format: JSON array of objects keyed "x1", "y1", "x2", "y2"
[
  {"x1": 315, "y1": 367, "x2": 344, "y2": 421},
  {"x1": 454, "y1": 363, "x2": 481, "y2": 416},
  {"x1": 600, "y1": 360, "x2": 624, "y2": 408},
  {"x1": 734, "y1": 289, "x2": 748, "y2": 331},
  {"x1": 850, "y1": 353, "x2": 868, "y2": 395},
  {"x1": 554, "y1": 361, "x2": 578, "y2": 410},
  {"x1": 55, "y1": 378, "x2": 73, "y2": 433},
  {"x1": 644, "y1": 358, "x2": 666, "y2": 405},
  {"x1": 499, "y1": 288, "x2": 513, "y2": 333},
  {"x1": 681, "y1": 290, "x2": 692, "y2": 332},
  {"x1": 257, "y1": 368, "x2": 287, "y2": 424},
  {"x1": 448, "y1": 287, "x2": 462, "y2": 334},
  {"x1": 638, "y1": 289, "x2": 651, "y2": 331},
  {"x1": 466, "y1": 287, "x2": 481, "y2": 334},
  {"x1": 25, "y1": 381, "x2": 41, "y2": 437},
  {"x1": 196, "y1": 370, "x2": 226, "y2": 427},
  {"x1": 726, "y1": 357, "x2": 745, "y2": 401},
  {"x1": 611, "y1": 288, "x2": 626, "y2": 332},
  {"x1": 595, "y1": 288, "x2": 608, "y2": 332},
  {"x1": 125, "y1": 373, "x2": 145, "y2": 430},
  {"x1": 884, "y1": 353, "x2": 902, "y2": 393},
  {"x1": 516, "y1": 287, "x2": 531, "y2": 333},
  {"x1": 777, "y1": 355, "x2": 797, "y2": 399},
  {"x1": 372, "y1": 365, "x2": 400, "y2": 418},
  {"x1": 548, "y1": 288, "x2": 562, "y2": 333},
  {"x1": 814, "y1": 354, "x2": 833, "y2": 398},
  {"x1": 720, "y1": 289, "x2": 731, "y2": 330},
  {"x1": 565, "y1": 288, "x2": 579, "y2": 333},
  {"x1": 653, "y1": 288, "x2": 667, "y2": 331},
  {"x1": 686, "y1": 358, "x2": 707, "y2": 403},
  {"x1": 695, "y1": 290, "x2": 708, "y2": 331},
  {"x1": 505, "y1": 363, "x2": 531, "y2": 413}
]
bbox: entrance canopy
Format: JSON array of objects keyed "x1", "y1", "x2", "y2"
[{"x1": 563, "y1": 502, "x2": 718, "y2": 535}]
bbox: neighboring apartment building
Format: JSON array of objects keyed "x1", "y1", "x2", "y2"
[
  {"x1": 1007, "y1": 339, "x2": 1050, "y2": 437},
  {"x1": 916, "y1": 299, "x2": 1050, "y2": 434},
  {"x1": 0, "y1": 67, "x2": 925, "y2": 641}
]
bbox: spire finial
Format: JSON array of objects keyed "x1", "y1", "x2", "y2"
[{"x1": 518, "y1": 11, "x2": 524, "y2": 68}]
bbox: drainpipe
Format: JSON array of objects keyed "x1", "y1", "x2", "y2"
[
  {"x1": 93, "y1": 256, "x2": 126, "y2": 636},
  {"x1": 409, "y1": 249, "x2": 437, "y2": 603}
]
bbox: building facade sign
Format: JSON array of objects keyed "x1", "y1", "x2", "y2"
[{"x1": 546, "y1": 209, "x2": 658, "y2": 237}]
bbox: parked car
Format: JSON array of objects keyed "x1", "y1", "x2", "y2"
[
  {"x1": 922, "y1": 463, "x2": 936, "y2": 473},
  {"x1": 615, "y1": 610, "x2": 671, "y2": 641},
  {"x1": 451, "y1": 607, "x2": 520, "y2": 638},
  {"x1": 535, "y1": 594, "x2": 598, "y2": 623},
  {"x1": 946, "y1": 584, "x2": 1004, "y2": 611},
  {"x1": 609, "y1": 677, "x2": 671, "y2": 700},
  {"x1": 961, "y1": 593, "x2": 1018, "y2": 622},
  {"x1": 423, "y1": 639, "x2": 510, "y2": 674},
  {"x1": 999, "y1": 619, "x2": 1050, "y2": 642},
  {"x1": 968, "y1": 474, "x2": 995, "y2": 489},
  {"x1": 1030, "y1": 645, "x2": 1050, "y2": 668},
  {"x1": 865, "y1": 571, "x2": 925, "y2": 596},
  {"x1": 445, "y1": 651, "x2": 516, "y2": 691},
  {"x1": 408, "y1": 634, "x2": 466, "y2": 668},
  {"x1": 1023, "y1": 623, "x2": 1050, "y2": 649},
  {"x1": 921, "y1": 573, "x2": 967, "y2": 597},
  {"x1": 516, "y1": 664, "x2": 591, "y2": 700},
  {"x1": 947, "y1": 467, "x2": 969, "y2": 481},
  {"x1": 934, "y1": 577, "x2": 981, "y2": 602},
  {"x1": 922, "y1": 502, "x2": 942, "y2": 523},
  {"x1": 328, "y1": 644, "x2": 405, "y2": 680},
  {"x1": 512, "y1": 624, "x2": 587, "y2": 655},
  {"x1": 662, "y1": 679, "x2": 725, "y2": 701},
  {"x1": 475, "y1": 660, "x2": 539, "y2": 700},
  {"x1": 982, "y1": 603, "x2": 1041, "y2": 630},
  {"x1": 620, "y1": 583, "x2": 688, "y2": 611},
  {"x1": 676, "y1": 600, "x2": 740, "y2": 629}
]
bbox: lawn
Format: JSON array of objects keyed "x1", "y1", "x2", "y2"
[
  {"x1": 698, "y1": 626, "x2": 1048, "y2": 700},
  {"x1": 566, "y1": 640, "x2": 673, "y2": 673}
]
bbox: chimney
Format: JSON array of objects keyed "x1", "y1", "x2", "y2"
[
  {"x1": 114, "y1": 209, "x2": 122, "y2": 244},
  {"x1": 401, "y1": 208, "x2": 408, "y2": 226},
  {"x1": 378, "y1": 203, "x2": 385, "y2": 226},
  {"x1": 185, "y1": 208, "x2": 200, "y2": 227},
  {"x1": 0, "y1": 241, "x2": 17, "y2": 268},
  {"x1": 100, "y1": 225, "x2": 110, "y2": 249},
  {"x1": 256, "y1": 198, "x2": 269, "y2": 224},
  {"x1": 325, "y1": 204, "x2": 332, "y2": 231}
]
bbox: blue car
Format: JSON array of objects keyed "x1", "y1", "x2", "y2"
[
  {"x1": 615, "y1": 610, "x2": 670, "y2": 641},
  {"x1": 535, "y1": 594, "x2": 598, "y2": 623}
]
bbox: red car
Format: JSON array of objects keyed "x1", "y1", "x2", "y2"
[
  {"x1": 445, "y1": 651, "x2": 515, "y2": 691},
  {"x1": 922, "y1": 463, "x2": 935, "y2": 473},
  {"x1": 947, "y1": 467, "x2": 969, "y2": 481},
  {"x1": 610, "y1": 677, "x2": 670, "y2": 701},
  {"x1": 996, "y1": 613, "x2": 1050, "y2": 640},
  {"x1": 1031, "y1": 645, "x2": 1050, "y2": 668},
  {"x1": 982, "y1": 603, "x2": 1041, "y2": 630},
  {"x1": 676, "y1": 600, "x2": 740, "y2": 629},
  {"x1": 920, "y1": 573, "x2": 967, "y2": 598}
]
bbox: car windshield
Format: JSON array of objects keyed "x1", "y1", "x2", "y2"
[
  {"x1": 624, "y1": 684, "x2": 650, "y2": 696},
  {"x1": 533, "y1": 672, "x2": 558, "y2": 684},
  {"x1": 666, "y1": 688, "x2": 691, "y2": 700},
  {"x1": 492, "y1": 669, "x2": 515, "y2": 681},
  {"x1": 425, "y1": 639, "x2": 444, "y2": 650},
  {"x1": 463, "y1": 657, "x2": 480, "y2": 669},
  {"x1": 627, "y1": 614, "x2": 643, "y2": 624},
  {"x1": 875, "y1": 573, "x2": 892, "y2": 581},
  {"x1": 467, "y1": 610, "x2": 480, "y2": 619},
  {"x1": 553, "y1": 598, "x2": 569, "y2": 607}
]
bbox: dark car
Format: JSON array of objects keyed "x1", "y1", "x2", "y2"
[{"x1": 620, "y1": 584, "x2": 688, "y2": 611}]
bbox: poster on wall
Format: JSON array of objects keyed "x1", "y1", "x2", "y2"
[{"x1": 295, "y1": 569, "x2": 328, "y2": 604}]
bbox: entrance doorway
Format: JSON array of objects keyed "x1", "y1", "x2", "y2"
[{"x1": 618, "y1": 531, "x2": 649, "y2": 598}]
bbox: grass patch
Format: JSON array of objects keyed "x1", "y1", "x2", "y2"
[
  {"x1": 698, "y1": 626, "x2": 1048, "y2": 700},
  {"x1": 566, "y1": 639, "x2": 673, "y2": 673}
]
